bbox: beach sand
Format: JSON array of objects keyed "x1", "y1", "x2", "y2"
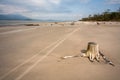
[{"x1": 0, "y1": 22, "x2": 120, "y2": 80}]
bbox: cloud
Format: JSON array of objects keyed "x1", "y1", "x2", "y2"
[
  {"x1": 30, "y1": 0, "x2": 48, "y2": 6},
  {"x1": 0, "y1": 0, "x2": 60, "y2": 15},
  {"x1": 28, "y1": 0, "x2": 61, "y2": 5},
  {"x1": 49, "y1": 0, "x2": 61, "y2": 4},
  {"x1": 106, "y1": 0, "x2": 120, "y2": 4},
  {"x1": 0, "y1": 0, "x2": 90, "y2": 20},
  {"x1": 2, "y1": 0, "x2": 61, "y2": 7},
  {"x1": 0, "y1": 0, "x2": 62, "y2": 13},
  {"x1": 0, "y1": 4, "x2": 28, "y2": 14},
  {"x1": 79, "y1": 0, "x2": 91, "y2": 3},
  {"x1": 21, "y1": 12, "x2": 82, "y2": 20}
]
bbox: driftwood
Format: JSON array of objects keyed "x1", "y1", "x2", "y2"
[
  {"x1": 61, "y1": 42, "x2": 115, "y2": 66},
  {"x1": 25, "y1": 24, "x2": 39, "y2": 26},
  {"x1": 81, "y1": 42, "x2": 115, "y2": 66},
  {"x1": 61, "y1": 55, "x2": 80, "y2": 59},
  {"x1": 99, "y1": 51, "x2": 115, "y2": 66},
  {"x1": 82, "y1": 42, "x2": 100, "y2": 62}
]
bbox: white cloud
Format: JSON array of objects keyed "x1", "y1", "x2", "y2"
[
  {"x1": 0, "y1": 0, "x2": 86, "y2": 20},
  {"x1": 1, "y1": 0, "x2": 62, "y2": 13},
  {"x1": 106, "y1": 0, "x2": 120, "y2": 4},
  {"x1": 79, "y1": 0, "x2": 91, "y2": 3},
  {"x1": 21, "y1": 12, "x2": 82, "y2": 20},
  {"x1": 30, "y1": 0, "x2": 61, "y2": 5},
  {"x1": 29, "y1": 0, "x2": 50, "y2": 7},
  {"x1": 0, "y1": 4, "x2": 28, "y2": 14},
  {"x1": 8, "y1": 0, "x2": 61, "y2": 7},
  {"x1": 49, "y1": 0, "x2": 61, "y2": 4}
]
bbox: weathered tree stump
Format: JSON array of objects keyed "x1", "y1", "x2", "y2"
[{"x1": 82, "y1": 42, "x2": 100, "y2": 62}]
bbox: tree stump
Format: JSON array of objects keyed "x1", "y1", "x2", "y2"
[{"x1": 83, "y1": 42, "x2": 100, "y2": 62}]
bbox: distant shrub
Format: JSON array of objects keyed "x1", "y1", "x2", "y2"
[
  {"x1": 25, "y1": 24, "x2": 39, "y2": 26},
  {"x1": 70, "y1": 22, "x2": 75, "y2": 25},
  {"x1": 80, "y1": 8, "x2": 120, "y2": 21},
  {"x1": 55, "y1": 22, "x2": 58, "y2": 24}
]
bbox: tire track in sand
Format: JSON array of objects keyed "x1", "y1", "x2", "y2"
[
  {"x1": 0, "y1": 37, "x2": 62, "y2": 80},
  {"x1": 15, "y1": 28, "x2": 80, "y2": 80}
]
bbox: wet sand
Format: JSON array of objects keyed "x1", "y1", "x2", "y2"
[{"x1": 0, "y1": 22, "x2": 120, "y2": 80}]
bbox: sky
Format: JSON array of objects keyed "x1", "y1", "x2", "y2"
[{"x1": 0, "y1": 0, "x2": 120, "y2": 21}]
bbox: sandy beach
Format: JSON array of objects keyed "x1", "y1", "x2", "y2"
[{"x1": 0, "y1": 21, "x2": 120, "y2": 80}]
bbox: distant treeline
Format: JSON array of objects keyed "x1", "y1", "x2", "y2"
[{"x1": 80, "y1": 8, "x2": 120, "y2": 21}]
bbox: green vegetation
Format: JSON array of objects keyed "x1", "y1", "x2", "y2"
[{"x1": 80, "y1": 8, "x2": 120, "y2": 21}]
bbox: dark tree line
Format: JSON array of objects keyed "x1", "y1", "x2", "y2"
[{"x1": 80, "y1": 8, "x2": 120, "y2": 21}]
